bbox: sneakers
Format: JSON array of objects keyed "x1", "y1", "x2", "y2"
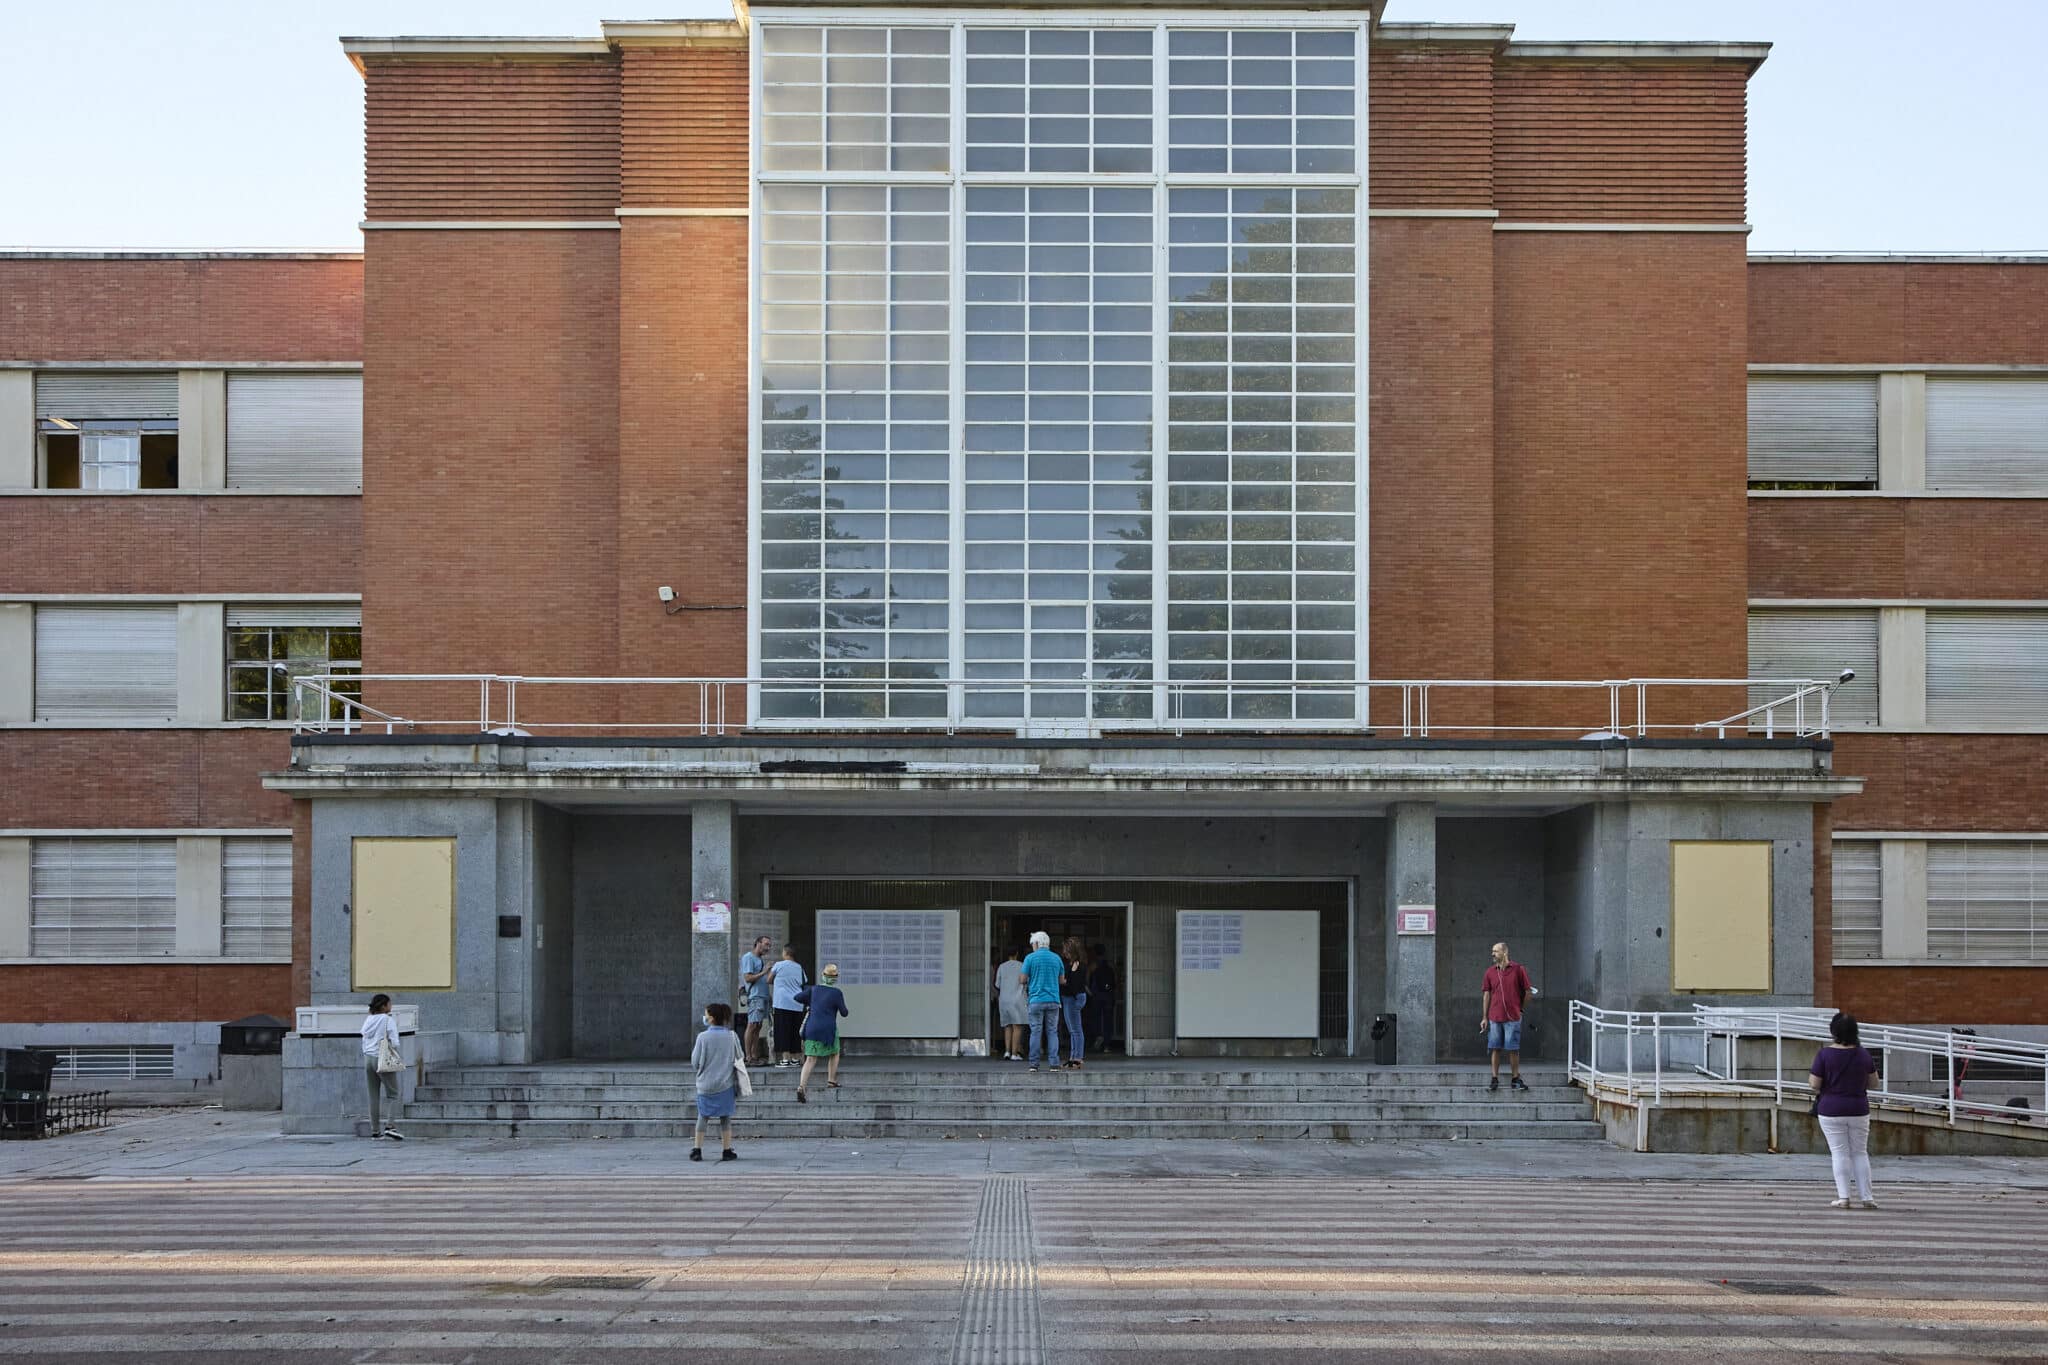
[
  {"x1": 1510, "y1": 1076, "x2": 1529, "y2": 1092},
  {"x1": 1488, "y1": 1076, "x2": 1500, "y2": 1092},
  {"x1": 1028, "y1": 1065, "x2": 1038, "y2": 1073},
  {"x1": 721, "y1": 1149, "x2": 740, "y2": 1162},
  {"x1": 1859, "y1": 1197, "x2": 1879, "y2": 1210},
  {"x1": 1829, "y1": 1198, "x2": 1852, "y2": 1209},
  {"x1": 690, "y1": 1147, "x2": 703, "y2": 1162},
  {"x1": 379, "y1": 1128, "x2": 405, "y2": 1141}
]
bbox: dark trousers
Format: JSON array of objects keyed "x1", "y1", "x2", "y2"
[{"x1": 772, "y1": 1008, "x2": 803, "y2": 1055}]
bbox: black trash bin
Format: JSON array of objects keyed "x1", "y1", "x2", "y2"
[
  {"x1": 219, "y1": 1015, "x2": 288, "y2": 1056},
  {"x1": 1, "y1": 1048, "x2": 57, "y2": 1138},
  {"x1": 1370, "y1": 1014, "x2": 1397, "y2": 1066},
  {"x1": 220, "y1": 1015, "x2": 288, "y2": 1113}
]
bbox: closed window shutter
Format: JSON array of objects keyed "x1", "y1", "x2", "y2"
[
  {"x1": 222, "y1": 838, "x2": 292, "y2": 958},
  {"x1": 224, "y1": 605, "x2": 362, "y2": 629},
  {"x1": 33, "y1": 372, "x2": 178, "y2": 420},
  {"x1": 34, "y1": 606, "x2": 179, "y2": 722},
  {"x1": 1747, "y1": 376, "x2": 1879, "y2": 484},
  {"x1": 30, "y1": 838, "x2": 177, "y2": 957},
  {"x1": 1926, "y1": 377, "x2": 2048, "y2": 493},
  {"x1": 1926, "y1": 610, "x2": 2048, "y2": 728},
  {"x1": 1746, "y1": 609, "x2": 1878, "y2": 728},
  {"x1": 1927, "y1": 841, "x2": 2046, "y2": 962},
  {"x1": 225, "y1": 372, "x2": 363, "y2": 491},
  {"x1": 1829, "y1": 841, "x2": 1881, "y2": 961}
]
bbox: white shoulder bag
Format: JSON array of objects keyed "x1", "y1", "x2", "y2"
[
  {"x1": 734, "y1": 1057, "x2": 753, "y2": 1098},
  {"x1": 374, "y1": 1026, "x2": 404, "y2": 1075}
]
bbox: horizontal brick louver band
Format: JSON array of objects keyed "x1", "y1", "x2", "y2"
[
  {"x1": 1368, "y1": 49, "x2": 1494, "y2": 209},
  {"x1": 362, "y1": 59, "x2": 621, "y2": 220},
  {"x1": 622, "y1": 48, "x2": 748, "y2": 209},
  {"x1": 1494, "y1": 65, "x2": 1749, "y2": 223}
]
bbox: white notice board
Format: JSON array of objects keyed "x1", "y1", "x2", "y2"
[
  {"x1": 815, "y1": 908, "x2": 960, "y2": 1039},
  {"x1": 1174, "y1": 910, "x2": 1320, "y2": 1039},
  {"x1": 734, "y1": 908, "x2": 789, "y2": 1003}
]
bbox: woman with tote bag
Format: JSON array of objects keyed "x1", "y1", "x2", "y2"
[{"x1": 360, "y1": 994, "x2": 405, "y2": 1141}]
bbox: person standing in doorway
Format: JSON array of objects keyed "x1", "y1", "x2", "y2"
[
  {"x1": 1810, "y1": 1011, "x2": 1880, "y2": 1209},
  {"x1": 768, "y1": 944, "x2": 808, "y2": 1068},
  {"x1": 739, "y1": 935, "x2": 773, "y2": 1066},
  {"x1": 1480, "y1": 941, "x2": 1537, "y2": 1092},
  {"x1": 359, "y1": 993, "x2": 404, "y2": 1140},
  {"x1": 1022, "y1": 931, "x2": 1065, "y2": 1074},
  {"x1": 690, "y1": 1002, "x2": 742, "y2": 1162},
  {"x1": 1058, "y1": 936, "x2": 1088, "y2": 1069},
  {"x1": 794, "y1": 964, "x2": 851, "y2": 1103},
  {"x1": 994, "y1": 945, "x2": 1029, "y2": 1061},
  {"x1": 1086, "y1": 944, "x2": 1116, "y2": 1055}
]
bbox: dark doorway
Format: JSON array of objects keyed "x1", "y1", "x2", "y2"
[{"x1": 989, "y1": 902, "x2": 1129, "y2": 1059}]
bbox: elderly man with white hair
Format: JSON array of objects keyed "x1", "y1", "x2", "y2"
[{"x1": 1021, "y1": 930, "x2": 1067, "y2": 1073}]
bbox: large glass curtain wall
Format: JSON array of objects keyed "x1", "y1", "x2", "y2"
[{"x1": 755, "y1": 15, "x2": 1363, "y2": 726}]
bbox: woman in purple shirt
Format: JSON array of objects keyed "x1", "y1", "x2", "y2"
[{"x1": 1809, "y1": 1011, "x2": 1880, "y2": 1210}]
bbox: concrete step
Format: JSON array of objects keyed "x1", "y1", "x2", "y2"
[
  {"x1": 402, "y1": 1099, "x2": 1597, "y2": 1123},
  {"x1": 427, "y1": 1067, "x2": 1571, "y2": 1089},
  {"x1": 412, "y1": 1083, "x2": 1585, "y2": 1105},
  {"x1": 389, "y1": 1117, "x2": 1607, "y2": 1141}
]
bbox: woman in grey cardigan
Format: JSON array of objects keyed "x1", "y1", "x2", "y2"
[{"x1": 691, "y1": 1002, "x2": 744, "y2": 1162}]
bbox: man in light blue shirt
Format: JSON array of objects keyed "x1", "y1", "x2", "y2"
[
  {"x1": 1021, "y1": 931, "x2": 1066, "y2": 1072},
  {"x1": 738, "y1": 935, "x2": 772, "y2": 1065}
]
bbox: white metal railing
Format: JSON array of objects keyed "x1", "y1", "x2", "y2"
[
  {"x1": 288, "y1": 674, "x2": 1847, "y2": 740},
  {"x1": 1567, "y1": 999, "x2": 2048, "y2": 1128}
]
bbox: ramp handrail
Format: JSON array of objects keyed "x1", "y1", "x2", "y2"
[{"x1": 1566, "y1": 999, "x2": 2048, "y2": 1128}]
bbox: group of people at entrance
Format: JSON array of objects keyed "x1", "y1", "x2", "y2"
[{"x1": 994, "y1": 932, "x2": 1100, "y2": 1071}]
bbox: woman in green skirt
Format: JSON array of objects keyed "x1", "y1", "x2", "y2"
[{"x1": 793, "y1": 965, "x2": 850, "y2": 1103}]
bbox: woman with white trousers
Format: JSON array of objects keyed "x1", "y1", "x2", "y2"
[{"x1": 1808, "y1": 1011, "x2": 1879, "y2": 1209}]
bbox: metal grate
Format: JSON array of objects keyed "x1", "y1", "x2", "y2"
[
  {"x1": 50, "y1": 1046, "x2": 175, "y2": 1080},
  {"x1": 1, "y1": 1091, "x2": 111, "y2": 1139}
]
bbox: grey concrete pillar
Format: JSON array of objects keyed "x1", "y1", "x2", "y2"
[
  {"x1": 1383, "y1": 802, "x2": 1438, "y2": 1064},
  {"x1": 689, "y1": 801, "x2": 737, "y2": 1028}
]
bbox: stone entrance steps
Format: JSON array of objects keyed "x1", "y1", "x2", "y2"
[{"x1": 399, "y1": 1064, "x2": 1600, "y2": 1142}]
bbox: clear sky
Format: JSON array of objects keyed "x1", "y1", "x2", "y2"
[{"x1": 1, "y1": 1, "x2": 2042, "y2": 253}]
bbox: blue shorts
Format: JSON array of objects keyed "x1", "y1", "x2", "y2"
[
  {"x1": 747, "y1": 1002, "x2": 769, "y2": 1025},
  {"x1": 1486, "y1": 1020, "x2": 1522, "y2": 1052}
]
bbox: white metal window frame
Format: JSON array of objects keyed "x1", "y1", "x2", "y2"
[
  {"x1": 28, "y1": 837, "x2": 178, "y2": 958},
  {"x1": 1828, "y1": 839, "x2": 1881, "y2": 963},
  {"x1": 1927, "y1": 838, "x2": 2048, "y2": 963},
  {"x1": 747, "y1": 5, "x2": 1370, "y2": 730},
  {"x1": 220, "y1": 836, "x2": 293, "y2": 959}
]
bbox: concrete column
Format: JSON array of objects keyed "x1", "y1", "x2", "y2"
[
  {"x1": 176, "y1": 602, "x2": 225, "y2": 724},
  {"x1": 1878, "y1": 372, "x2": 1926, "y2": 493},
  {"x1": 0, "y1": 837, "x2": 30, "y2": 958},
  {"x1": 175, "y1": 836, "x2": 225, "y2": 957},
  {"x1": 1383, "y1": 802, "x2": 1438, "y2": 1064},
  {"x1": 0, "y1": 603, "x2": 32, "y2": 722},
  {"x1": 1880, "y1": 838, "x2": 1928, "y2": 960},
  {"x1": 689, "y1": 801, "x2": 737, "y2": 1027},
  {"x1": 177, "y1": 370, "x2": 227, "y2": 490},
  {"x1": 0, "y1": 371, "x2": 32, "y2": 488},
  {"x1": 1878, "y1": 606, "x2": 1927, "y2": 729}
]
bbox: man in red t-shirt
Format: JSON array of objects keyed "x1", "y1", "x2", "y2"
[{"x1": 1480, "y1": 941, "x2": 1537, "y2": 1092}]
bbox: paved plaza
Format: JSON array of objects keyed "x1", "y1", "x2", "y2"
[{"x1": 2, "y1": 1109, "x2": 2046, "y2": 1361}]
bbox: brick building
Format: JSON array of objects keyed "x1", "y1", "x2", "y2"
[{"x1": 2, "y1": 2, "x2": 2042, "y2": 1105}]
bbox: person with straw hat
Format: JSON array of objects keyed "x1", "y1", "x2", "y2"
[{"x1": 793, "y1": 964, "x2": 850, "y2": 1103}]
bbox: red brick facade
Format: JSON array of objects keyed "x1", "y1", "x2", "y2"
[{"x1": 5, "y1": 27, "x2": 2042, "y2": 1052}]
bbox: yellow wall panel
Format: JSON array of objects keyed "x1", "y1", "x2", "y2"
[
  {"x1": 1670, "y1": 841, "x2": 1773, "y2": 993},
  {"x1": 351, "y1": 837, "x2": 455, "y2": 991}
]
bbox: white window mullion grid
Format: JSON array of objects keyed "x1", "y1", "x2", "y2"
[
  {"x1": 754, "y1": 12, "x2": 1365, "y2": 729},
  {"x1": 946, "y1": 19, "x2": 969, "y2": 725},
  {"x1": 1149, "y1": 21, "x2": 1171, "y2": 724}
]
